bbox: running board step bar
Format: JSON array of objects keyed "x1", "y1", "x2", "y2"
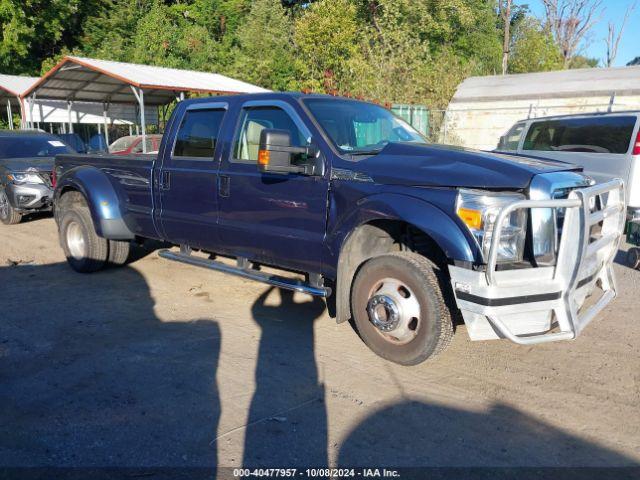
[{"x1": 158, "y1": 249, "x2": 331, "y2": 297}]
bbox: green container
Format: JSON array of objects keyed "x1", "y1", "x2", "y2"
[
  {"x1": 391, "y1": 104, "x2": 429, "y2": 137},
  {"x1": 627, "y1": 220, "x2": 640, "y2": 247}
]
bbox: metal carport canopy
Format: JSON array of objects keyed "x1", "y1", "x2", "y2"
[
  {"x1": 23, "y1": 56, "x2": 269, "y2": 105},
  {"x1": 0, "y1": 73, "x2": 39, "y2": 129},
  {"x1": 23, "y1": 56, "x2": 269, "y2": 152}
]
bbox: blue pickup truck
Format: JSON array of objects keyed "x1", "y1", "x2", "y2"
[{"x1": 53, "y1": 93, "x2": 626, "y2": 365}]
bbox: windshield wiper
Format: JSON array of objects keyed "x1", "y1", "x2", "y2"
[{"x1": 348, "y1": 148, "x2": 384, "y2": 156}]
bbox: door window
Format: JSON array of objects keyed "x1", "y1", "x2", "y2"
[
  {"x1": 523, "y1": 116, "x2": 636, "y2": 154},
  {"x1": 233, "y1": 106, "x2": 307, "y2": 162},
  {"x1": 174, "y1": 109, "x2": 226, "y2": 158}
]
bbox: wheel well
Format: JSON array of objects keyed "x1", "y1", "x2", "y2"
[{"x1": 334, "y1": 220, "x2": 448, "y2": 323}]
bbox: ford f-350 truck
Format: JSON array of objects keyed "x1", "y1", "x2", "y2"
[{"x1": 53, "y1": 93, "x2": 626, "y2": 365}]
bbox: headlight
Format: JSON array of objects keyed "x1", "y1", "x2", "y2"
[
  {"x1": 7, "y1": 173, "x2": 44, "y2": 185},
  {"x1": 456, "y1": 189, "x2": 527, "y2": 263}
]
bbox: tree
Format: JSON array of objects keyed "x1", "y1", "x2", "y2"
[
  {"x1": 605, "y1": 2, "x2": 636, "y2": 67},
  {"x1": 509, "y1": 18, "x2": 564, "y2": 73},
  {"x1": 541, "y1": 0, "x2": 603, "y2": 68},
  {"x1": 499, "y1": 0, "x2": 513, "y2": 75},
  {"x1": 229, "y1": 0, "x2": 297, "y2": 91},
  {"x1": 0, "y1": 0, "x2": 101, "y2": 74},
  {"x1": 292, "y1": 0, "x2": 362, "y2": 93}
]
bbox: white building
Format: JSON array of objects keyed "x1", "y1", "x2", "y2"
[{"x1": 444, "y1": 65, "x2": 640, "y2": 150}]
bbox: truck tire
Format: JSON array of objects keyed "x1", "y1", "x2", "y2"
[
  {"x1": 350, "y1": 252, "x2": 454, "y2": 365},
  {"x1": 58, "y1": 193, "x2": 108, "y2": 273},
  {"x1": 0, "y1": 187, "x2": 22, "y2": 225},
  {"x1": 108, "y1": 239, "x2": 131, "y2": 265}
]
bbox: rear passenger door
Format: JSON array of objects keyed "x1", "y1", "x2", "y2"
[{"x1": 159, "y1": 102, "x2": 227, "y2": 250}]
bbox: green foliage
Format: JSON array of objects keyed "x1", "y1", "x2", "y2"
[
  {"x1": 509, "y1": 18, "x2": 564, "y2": 74},
  {"x1": 0, "y1": 0, "x2": 583, "y2": 110},
  {"x1": 569, "y1": 55, "x2": 599, "y2": 69},
  {"x1": 0, "y1": 0, "x2": 100, "y2": 74},
  {"x1": 228, "y1": 0, "x2": 297, "y2": 91},
  {"x1": 293, "y1": 0, "x2": 361, "y2": 92}
]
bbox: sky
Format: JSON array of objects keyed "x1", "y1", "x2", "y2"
[{"x1": 515, "y1": 0, "x2": 639, "y2": 66}]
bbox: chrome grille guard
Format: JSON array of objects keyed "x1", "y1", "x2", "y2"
[{"x1": 451, "y1": 179, "x2": 625, "y2": 345}]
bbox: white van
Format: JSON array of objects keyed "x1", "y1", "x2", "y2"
[{"x1": 496, "y1": 112, "x2": 640, "y2": 219}]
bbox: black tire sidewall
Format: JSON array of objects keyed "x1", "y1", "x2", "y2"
[
  {"x1": 351, "y1": 254, "x2": 446, "y2": 365},
  {"x1": 0, "y1": 188, "x2": 21, "y2": 225},
  {"x1": 627, "y1": 248, "x2": 640, "y2": 270}
]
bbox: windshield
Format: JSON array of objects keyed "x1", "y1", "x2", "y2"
[
  {"x1": 109, "y1": 136, "x2": 138, "y2": 152},
  {"x1": 304, "y1": 98, "x2": 426, "y2": 155},
  {"x1": 0, "y1": 136, "x2": 74, "y2": 159}
]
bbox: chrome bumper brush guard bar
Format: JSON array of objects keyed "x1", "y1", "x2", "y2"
[{"x1": 449, "y1": 179, "x2": 625, "y2": 345}]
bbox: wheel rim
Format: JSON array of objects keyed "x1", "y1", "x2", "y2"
[
  {"x1": 0, "y1": 189, "x2": 8, "y2": 220},
  {"x1": 366, "y1": 277, "x2": 421, "y2": 345},
  {"x1": 66, "y1": 221, "x2": 86, "y2": 260}
]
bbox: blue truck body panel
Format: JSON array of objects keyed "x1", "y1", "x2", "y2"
[{"x1": 54, "y1": 92, "x2": 578, "y2": 280}]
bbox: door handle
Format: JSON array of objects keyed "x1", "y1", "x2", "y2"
[
  {"x1": 219, "y1": 175, "x2": 230, "y2": 197},
  {"x1": 160, "y1": 171, "x2": 170, "y2": 190}
]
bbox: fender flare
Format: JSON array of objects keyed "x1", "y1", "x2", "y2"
[
  {"x1": 55, "y1": 165, "x2": 135, "y2": 240},
  {"x1": 327, "y1": 193, "x2": 477, "y2": 323}
]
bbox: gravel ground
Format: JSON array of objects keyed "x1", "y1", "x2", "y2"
[{"x1": 0, "y1": 215, "x2": 639, "y2": 471}]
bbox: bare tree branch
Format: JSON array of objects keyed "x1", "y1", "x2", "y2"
[
  {"x1": 541, "y1": 0, "x2": 603, "y2": 67},
  {"x1": 605, "y1": 2, "x2": 636, "y2": 67}
]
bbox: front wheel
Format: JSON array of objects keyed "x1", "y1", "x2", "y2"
[
  {"x1": 0, "y1": 187, "x2": 22, "y2": 225},
  {"x1": 350, "y1": 252, "x2": 454, "y2": 365}
]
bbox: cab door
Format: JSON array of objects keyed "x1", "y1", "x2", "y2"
[
  {"x1": 216, "y1": 100, "x2": 329, "y2": 274},
  {"x1": 158, "y1": 102, "x2": 228, "y2": 250}
]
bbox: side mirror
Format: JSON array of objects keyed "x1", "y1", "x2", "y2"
[{"x1": 258, "y1": 129, "x2": 315, "y2": 174}]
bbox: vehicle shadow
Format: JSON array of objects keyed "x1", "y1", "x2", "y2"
[
  {"x1": 337, "y1": 400, "x2": 638, "y2": 472},
  {"x1": 243, "y1": 287, "x2": 328, "y2": 467},
  {"x1": 0, "y1": 262, "x2": 221, "y2": 475},
  {"x1": 17, "y1": 210, "x2": 53, "y2": 224}
]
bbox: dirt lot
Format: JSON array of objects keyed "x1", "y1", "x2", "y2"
[{"x1": 1, "y1": 215, "x2": 639, "y2": 471}]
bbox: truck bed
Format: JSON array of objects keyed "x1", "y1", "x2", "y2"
[{"x1": 55, "y1": 153, "x2": 158, "y2": 239}]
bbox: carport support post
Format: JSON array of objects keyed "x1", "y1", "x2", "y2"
[
  {"x1": 130, "y1": 86, "x2": 147, "y2": 153},
  {"x1": 67, "y1": 100, "x2": 74, "y2": 134},
  {"x1": 102, "y1": 102, "x2": 110, "y2": 148},
  {"x1": 28, "y1": 94, "x2": 37, "y2": 129},
  {"x1": 6, "y1": 99, "x2": 13, "y2": 130}
]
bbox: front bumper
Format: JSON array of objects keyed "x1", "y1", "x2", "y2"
[
  {"x1": 5, "y1": 183, "x2": 54, "y2": 211},
  {"x1": 449, "y1": 179, "x2": 625, "y2": 345}
]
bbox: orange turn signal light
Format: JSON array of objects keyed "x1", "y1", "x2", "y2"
[
  {"x1": 457, "y1": 207, "x2": 483, "y2": 230},
  {"x1": 258, "y1": 149, "x2": 270, "y2": 166}
]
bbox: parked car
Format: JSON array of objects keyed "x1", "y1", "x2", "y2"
[
  {"x1": 496, "y1": 111, "x2": 639, "y2": 220},
  {"x1": 109, "y1": 134, "x2": 162, "y2": 155},
  {"x1": 0, "y1": 130, "x2": 74, "y2": 225},
  {"x1": 53, "y1": 93, "x2": 625, "y2": 365}
]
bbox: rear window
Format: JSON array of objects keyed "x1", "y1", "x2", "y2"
[
  {"x1": 523, "y1": 116, "x2": 637, "y2": 154},
  {"x1": 109, "y1": 136, "x2": 137, "y2": 153}
]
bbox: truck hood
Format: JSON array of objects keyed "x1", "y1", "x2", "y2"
[
  {"x1": 354, "y1": 143, "x2": 580, "y2": 189},
  {"x1": 0, "y1": 157, "x2": 55, "y2": 173}
]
